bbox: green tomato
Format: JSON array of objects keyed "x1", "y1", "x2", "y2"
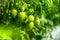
[
  {"x1": 28, "y1": 15, "x2": 34, "y2": 22},
  {"x1": 24, "y1": 3, "x2": 27, "y2": 7},
  {"x1": 29, "y1": 8, "x2": 34, "y2": 14},
  {"x1": 35, "y1": 18, "x2": 40, "y2": 27},
  {"x1": 18, "y1": 12, "x2": 26, "y2": 21},
  {"x1": 21, "y1": 6, "x2": 25, "y2": 11},
  {"x1": 21, "y1": 3, "x2": 27, "y2": 11},
  {"x1": 11, "y1": 9, "x2": 17, "y2": 18},
  {"x1": 28, "y1": 22, "x2": 34, "y2": 29}
]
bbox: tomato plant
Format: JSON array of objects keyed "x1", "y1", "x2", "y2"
[{"x1": 0, "y1": 0, "x2": 59, "y2": 40}]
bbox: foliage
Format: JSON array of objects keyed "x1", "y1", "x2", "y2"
[{"x1": 0, "y1": 0, "x2": 59, "y2": 40}]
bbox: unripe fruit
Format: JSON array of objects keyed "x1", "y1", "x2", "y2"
[
  {"x1": 35, "y1": 18, "x2": 40, "y2": 27},
  {"x1": 11, "y1": 9, "x2": 17, "y2": 18},
  {"x1": 29, "y1": 8, "x2": 34, "y2": 14},
  {"x1": 28, "y1": 22, "x2": 34, "y2": 29},
  {"x1": 21, "y1": 6, "x2": 25, "y2": 11},
  {"x1": 18, "y1": 12, "x2": 26, "y2": 21},
  {"x1": 21, "y1": 3, "x2": 27, "y2": 11},
  {"x1": 28, "y1": 15, "x2": 34, "y2": 22}
]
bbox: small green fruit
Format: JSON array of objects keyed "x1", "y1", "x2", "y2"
[
  {"x1": 28, "y1": 15, "x2": 34, "y2": 22},
  {"x1": 28, "y1": 22, "x2": 34, "y2": 29},
  {"x1": 35, "y1": 18, "x2": 40, "y2": 27},
  {"x1": 18, "y1": 12, "x2": 26, "y2": 21},
  {"x1": 11, "y1": 9, "x2": 17, "y2": 18},
  {"x1": 21, "y1": 3, "x2": 27, "y2": 11},
  {"x1": 29, "y1": 8, "x2": 34, "y2": 14}
]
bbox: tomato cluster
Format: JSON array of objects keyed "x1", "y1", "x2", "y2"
[
  {"x1": 3, "y1": 1, "x2": 41, "y2": 30},
  {"x1": 0, "y1": 0, "x2": 59, "y2": 40},
  {"x1": 11, "y1": 7, "x2": 40, "y2": 29}
]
